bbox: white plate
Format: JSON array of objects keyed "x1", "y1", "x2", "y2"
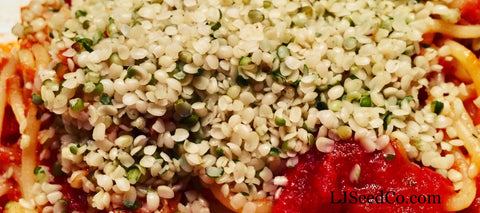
[{"x1": 0, "y1": 0, "x2": 31, "y2": 43}]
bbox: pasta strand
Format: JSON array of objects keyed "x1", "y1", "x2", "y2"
[{"x1": 429, "y1": 20, "x2": 480, "y2": 38}]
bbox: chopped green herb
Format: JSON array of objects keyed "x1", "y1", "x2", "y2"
[
  {"x1": 272, "y1": 71, "x2": 285, "y2": 83},
  {"x1": 48, "y1": 7, "x2": 60, "y2": 12},
  {"x1": 194, "y1": 68, "x2": 204, "y2": 76},
  {"x1": 239, "y1": 56, "x2": 252, "y2": 66},
  {"x1": 301, "y1": 6, "x2": 314, "y2": 18},
  {"x1": 52, "y1": 161, "x2": 64, "y2": 178},
  {"x1": 82, "y1": 20, "x2": 90, "y2": 29},
  {"x1": 316, "y1": 101, "x2": 328, "y2": 110},
  {"x1": 93, "y1": 83, "x2": 104, "y2": 95},
  {"x1": 59, "y1": 198, "x2": 68, "y2": 206},
  {"x1": 93, "y1": 30, "x2": 104, "y2": 44},
  {"x1": 126, "y1": 166, "x2": 141, "y2": 183},
  {"x1": 32, "y1": 93, "x2": 43, "y2": 105},
  {"x1": 148, "y1": 75, "x2": 156, "y2": 85},
  {"x1": 291, "y1": 79, "x2": 301, "y2": 87},
  {"x1": 281, "y1": 141, "x2": 293, "y2": 151},
  {"x1": 211, "y1": 22, "x2": 221, "y2": 31},
  {"x1": 172, "y1": 69, "x2": 186, "y2": 80},
  {"x1": 269, "y1": 147, "x2": 280, "y2": 156},
  {"x1": 248, "y1": 9, "x2": 264, "y2": 23},
  {"x1": 403, "y1": 45, "x2": 416, "y2": 56},
  {"x1": 216, "y1": 147, "x2": 224, "y2": 156},
  {"x1": 421, "y1": 43, "x2": 431, "y2": 48},
  {"x1": 397, "y1": 95, "x2": 414, "y2": 105},
  {"x1": 360, "y1": 95, "x2": 372, "y2": 107},
  {"x1": 236, "y1": 75, "x2": 249, "y2": 86},
  {"x1": 123, "y1": 200, "x2": 141, "y2": 210},
  {"x1": 302, "y1": 122, "x2": 317, "y2": 133},
  {"x1": 69, "y1": 145, "x2": 78, "y2": 154},
  {"x1": 33, "y1": 166, "x2": 42, "y2": 175},
  {"x1": 383, "y1": 111, "x2": 392, "y2": 130},
  {"x1": 100, "y1": 94, "x2": 111, "y2": 105},
  {"x1": 73, "y1": 37, "x2": 94, "y2": 52},
  {"x1": 263, "y1": 1, "x2": 272, "y2": 8},
  {"x1": 34, "y1": 166, "x2": 47, "y2": 182},
  {"x1": 206, "y1": 167, "x2": 224, "y2": 178},
  {"x1": 70, "y1": 98, "x2": 84, "y2": 112},
  {"x1": 431, "y1": 101, "x2": 444, "y2": 115},
  {"x1": 241, "y1": 192, "x2": 250, "y2": 196},
  {"x1": 345, "y1": 16, "x2": 355, "y2": 26},
  {"x1": 174, "y1": 99, "x2": 192, "y2": 118},
  {"x1": 107, "y1": 20, "x2": 117, "y2": 37},
  {"x1": 308, "y1": 134, "x2": 315, "y2": 147},
  {"x1": 380, "y1": 17, "x2": 394, "y2": 32},
  {"x1": 75, "y1": 10, "x2": 87, "y2": 18},
  {"x1": 107, "y1": 53, "x2": 121, "y2": 66},
  {"x1": 126, "y1": 66, "x2": 136, "y2": 78},
  {"x1": 349, "y1": 65, "x2": 359, "y2": 74},
  {"x1": 303, "y1": 64, "x2": 309, "y2": 73},
  {"x1": 275, "y1": 116, "x2": 286, "y2": 126},
  {"x1": 385, "y1": 154, "x2": 396, "y2": 161},
  {"x1": 181, "y1": 114, "x2": 199, "y2": 127},
  {"x1": 276, "y1": 45, "x2": 290, "y2": 59}
]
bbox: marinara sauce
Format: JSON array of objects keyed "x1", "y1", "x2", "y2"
[{"x1": 273, "y1": 139, "x2": 455, "y2": 213}]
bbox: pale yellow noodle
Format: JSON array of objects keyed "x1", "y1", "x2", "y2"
[
  {"x1": 0, "y1": 55, "x2": 17, "y2": 138},
  {"x1": 429, "y1": 20, "x2": 480, "y2": 38},
  {"x1": 445, "y1": 148, "x2": 476, "y2": 211}
]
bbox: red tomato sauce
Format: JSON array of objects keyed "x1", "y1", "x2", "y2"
[
  {"x1": 461, "y1": 0, "x2": 480, "y2": 24},
  {"x1": 1, "y1": 105, "x2": 21, "y2": 147},
  {"x1": 57, "y1": 178, "x2": 89, "y2": 212},
  {"x1": 0, "y1": 104, "x2": 22, "y2": 209},
  {"x1": 0, "y1": 182, "x2": 21, "y2": 211},
  {"x1": 273, "y1": 140, "x2": 455, "y2": 213}
]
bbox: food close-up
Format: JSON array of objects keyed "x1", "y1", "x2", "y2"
[{"x1": 3, "y1": 0, "x2": 480, "y2": 212}]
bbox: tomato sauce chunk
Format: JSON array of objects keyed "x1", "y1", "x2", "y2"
[
  {"x1": 461, "y1": 0, "x2": 480, "y2": 24},
  {"x1": 1, "y1": 105, "x2": 21, "y2": 146},
  {"x1": 273, "y1": 140, "x2": 454, "y2": 213}
]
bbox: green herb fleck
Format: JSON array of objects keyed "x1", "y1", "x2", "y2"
[
  {"x1": 100, "y1": 94, "x2": 111, "y2": 105},
  {"x1": 431, "y1": 101, "x2": 444, "y2": 115},
  {"x1": 382, "y1": 111, "x2": 392, "y2": 130},
  {"x1": 73, "y1": 37, "x2": 94, "y2": 52},
  {"x1": 48, "y1": 7, "x2": 60, "y2": 12},
  {"x1": 126, "y1": 66, "x2": 136, "y2": 78},
  {"x1": 275, "y1": 116, "x2": 286, "y2": 126},
  {"x1": 316, "y1": 101, "x2": 328, "y2": 110},
  {"x1": 126, "y1": 166, "x2": 141, "y2": 183},
  {"x1": 211, "y1": 22, "x2": 221, "y2": 31},
  {"x1": 236, "y1": 75, "x2": 249, "y2": 86},
  {"x1": 360, "y1": 95, "x2": 372, "y2": 107},
  {"x1": 269, "y1": 147, "x2": 280, "y2": 156},
  {"x1": 32, "y1": 93, "x2": 43, "y2": 105},
  {"x1": 70, "y1": 98, "x2": 84, "y2": 112},
  {"x1": 385, "y1": 154, "x2": 396, "y2": 161},
  {"x1": 123, "y1": 200, "x2": 141, "y2": 210},
  {"x1": 69, "y1": 145, "x2": 78, "y2": 154},
  {"x1": 75, "y1": 10, "x2": 87, "y2": 18}
]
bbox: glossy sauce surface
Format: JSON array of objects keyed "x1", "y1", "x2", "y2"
[{"x1": 273, "y1": 140, "x2": 455, "y2": 213}]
